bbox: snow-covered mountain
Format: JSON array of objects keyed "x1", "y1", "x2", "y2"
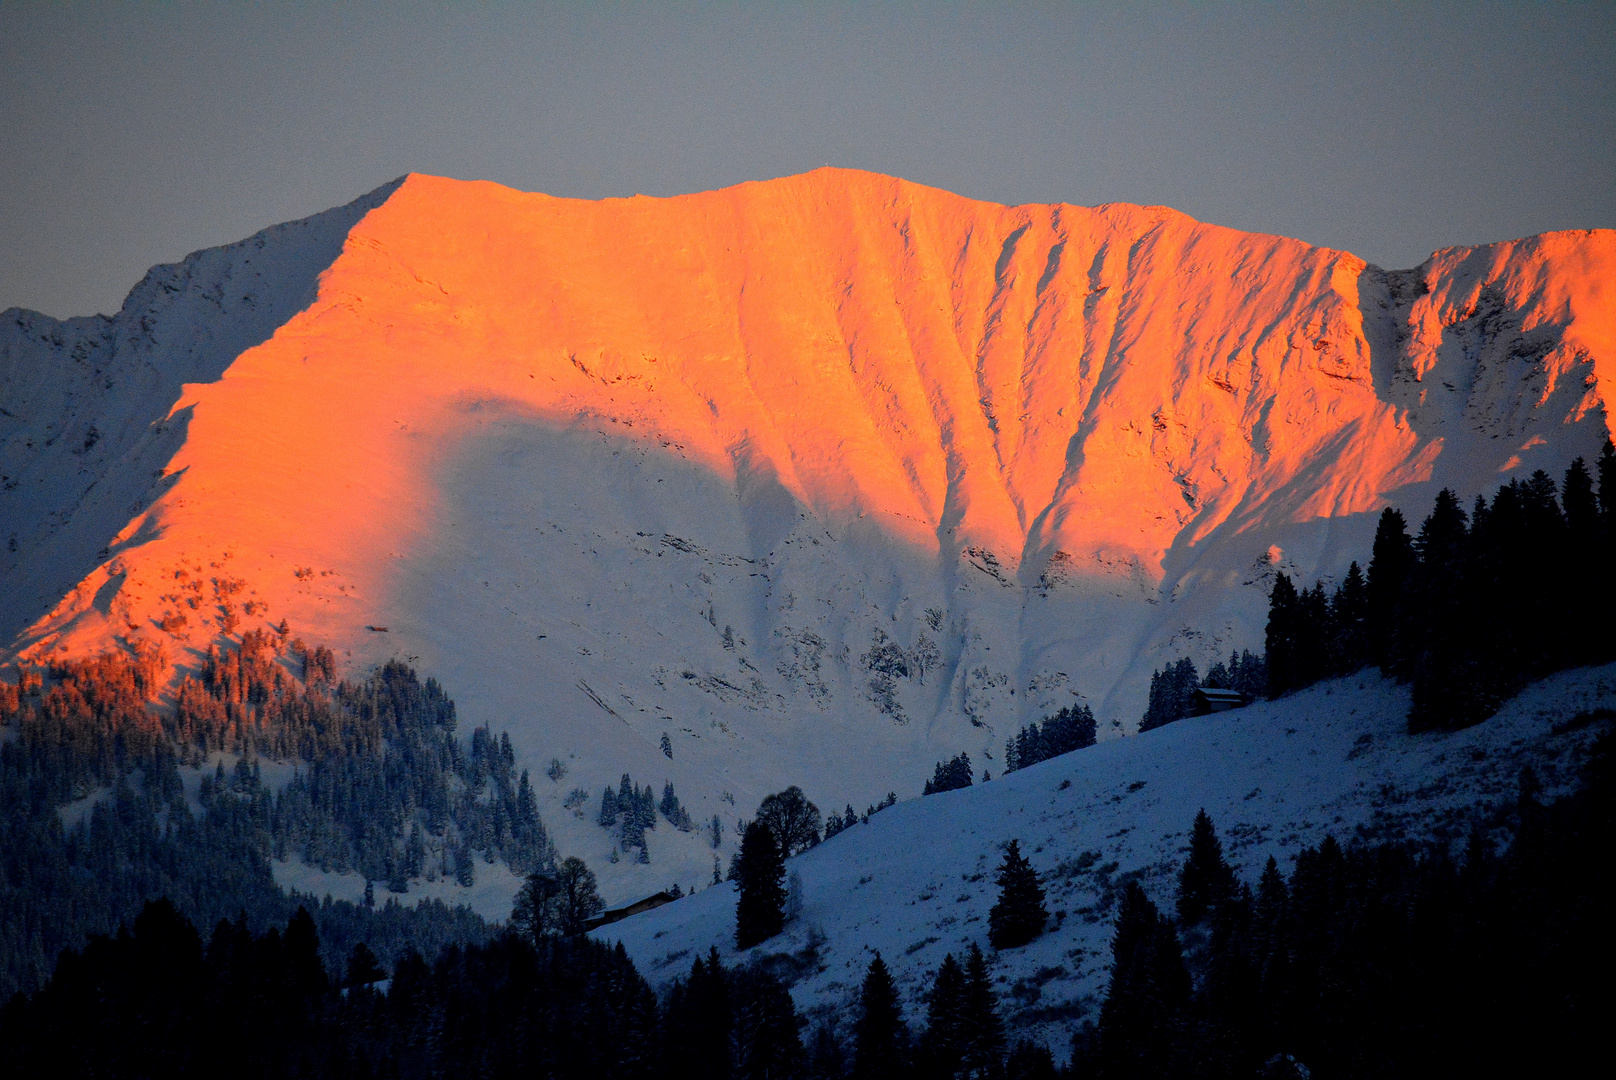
[
  {"x1": 596, "y1": 664, "x2": 1616, "y2": 1049},
  {"x1": 2, "y1": 170, "x2": 1612, "y2": 902}
]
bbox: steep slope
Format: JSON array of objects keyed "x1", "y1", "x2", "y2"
[
  {"x1": 2, "y1": 170, "x2": 1611, "y2": 902},
  {"x1": 596, "y1": 664, "x2": 1616, "y2": 1050}
]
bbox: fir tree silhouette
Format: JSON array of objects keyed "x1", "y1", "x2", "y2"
[
  {"x1": 852, "y1": 952, "x2": 908, "y2": 1079},
  {"x1": 1177, "y1": 809, "x2": 1237, "y2": 926},
  {"x1": 988, "y1": 839, "x2": 1048, "y2": 949},
  {"x1": 734, "y1": 819, "x2": 786, "y2": 948}
]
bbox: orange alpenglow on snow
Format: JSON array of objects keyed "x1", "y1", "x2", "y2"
[{"x1": 2, "y1": 169, "x2": 1611, "y2": 803}]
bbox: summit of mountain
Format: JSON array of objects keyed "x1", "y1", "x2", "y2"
[{"x1": 2, "y1": 168, "x2": 1611, "y2": 901}]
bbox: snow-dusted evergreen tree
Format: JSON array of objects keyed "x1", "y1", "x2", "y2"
[
  {"x1": 598, "y1": 785, "x2": 620, "y2": 827},
  {"x1": 660, "y1": 781, "x2": 693, "y2": 831}
]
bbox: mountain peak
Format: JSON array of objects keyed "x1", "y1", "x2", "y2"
[{"x1": 2, "y1": 174, "x2": 1610, "y2": 853}]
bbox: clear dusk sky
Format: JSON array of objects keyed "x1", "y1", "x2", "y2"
[{"x1": 2, "y1": 1, "x2": 1612, "y2": 318}]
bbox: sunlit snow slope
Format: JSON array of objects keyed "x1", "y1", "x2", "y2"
[{"x1": 2, "y1": 170, "x2": 1612, "y2": 900}]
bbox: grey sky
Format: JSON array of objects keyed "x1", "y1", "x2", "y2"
[{"x1": 2, "y1": 1, "x2": 1612, "y2": 318}]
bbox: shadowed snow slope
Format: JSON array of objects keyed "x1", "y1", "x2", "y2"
[
  {"x1": 2, "y1": 170, "x2": 1612, "y2": 903},
  {"x1": 596, "y1": 665, "x2": 1616, "y2": 1049}
]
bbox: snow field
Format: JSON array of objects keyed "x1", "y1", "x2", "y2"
[{"x1": 597, "y1": 664, "x2": 1616, "y2": 1049}]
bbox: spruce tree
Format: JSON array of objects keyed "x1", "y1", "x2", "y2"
[
  {"x1": 734, "y1": 968, "x2": 806, "y2": 1079},
  {"x1": 924, "y1": 753, "x2": 974, "y2": 794},
  {"x1": 734, "y1": 819, "x2": 786, "y2": 949},
  {"x1": 1096, "y1": 881, "x2": 1190, "y2": 1079},
  {"x1": 1264, "y1": 573, "x2": 1300, "y2": 696},
  {"x1": 1328, "y1": 561, "x2": 1370, "y2": 675},
  {"x1": 666, "y1": 949, "x2": 734, "y2": 1079},
  {"x1": 1366, "y1": 507, "x2": 1415, "y2": 674},
  {"x1": 1176, "y1": 809, "x2": 1237, "y2": 927},
  {"x1": 1599, "y1": 438, "x2": 1616, "y2": 526},
  {"x1": 344, "y1": 942, "x2": 386, "y2": 988},
  {"x1": 852, "y1": 952, "x2": 907, "y2": 1080},
  {"x1": 988, "y1": 839, "x2": 1048, "y2": 949},
  {"x1": 962, "y1": 943, "x2": 1006, "y2": 1076},
  {"x1": 920, "y1": 953, "x2": 968, "y2": 1078},
  {"x1": 1297, "y1": 581, "x2": 1330, "y2": 688},
  {"x1": 1141, "y1": 667, "x2": 1168, "y2": 731}
]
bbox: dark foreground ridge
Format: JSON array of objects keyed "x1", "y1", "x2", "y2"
[{"x1": 4, "y1": 693, "x2": 1610, "y2": 1076}]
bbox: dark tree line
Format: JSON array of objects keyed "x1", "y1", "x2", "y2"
[
  {"x1": 0, "y1": 633, "x2": 549, "y2": 997},
  {"x1": 1140, "y1": 652, "x2": 1267, "y2": 733},
  {"x1": 1, "y1": 895, "x2": 1019, "y2": 1080},
  {"x1": 1071, "y1": 725, "x2": 1615, "y2": 1077},
  {"x1": 2, "y1": 902, "x2": 665, "y2": 1079},
  {"x1": 824, "y1": 791, "x2": 899, "y2": 840},
  {"x1": 923, "y1": 752, "x2": 975, "y2": 794},
  {"x1": 1267, "y1": 448, "x2": 1616, "y2": 730},
  {"x1": 12, "y1": 721, "x2": 1608, "y2": 1079},
  {"x1": 1005, "y1": 704, "x2": 1098, "y2": 771}
]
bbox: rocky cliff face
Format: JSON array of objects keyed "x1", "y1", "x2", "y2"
[{"x1": 2, "y1": 170, "x2": 1609, "y2": 878}]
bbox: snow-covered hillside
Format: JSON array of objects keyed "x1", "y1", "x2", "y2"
[
  {"x1": 595, "y1": 665, "x2": 1616, "y2": 1049},
  {"x1": 3, "y1": 169, "x2": 1611, "y2": 904}
]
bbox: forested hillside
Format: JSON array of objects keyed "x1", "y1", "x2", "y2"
[{"x1": 0, "y1": 629, "x2": 548, "y2": 996}]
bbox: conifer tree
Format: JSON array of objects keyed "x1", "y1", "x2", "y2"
[
  {"x1": 664, "y1": 950, "x2": 735, "y2": 1079},
  {"x1": 852, "y1": 952, "x2": 907, "y2": 1080},
  {"x1": 1366, "y1": 507, "x2": 1415, "y2": 673},
  {"x1": 285, "y1": 906, "x2": 326, "y2": 997},
  {"x1": 1264, "y1": 573, "x2": 1301, "y2": 696},
  {"x1": 924, "y1": 753, "x2": 974, "y2": 795},
  {"x1": 1141, "y1": 658, "x2": 1199, "y2": 730},
  {"x1": 1295, "y1": 582, "x2": 1331, "y2": 688},
  {"x1": 1328, "y1": 561, "x2": 1371, "y2": 675},
  {"x1": 1598, "y1": 438, "x2": 1616, "y2": 525},
  {"x1": 1564, "y1": 457, "x2": 1598, "y2": 548},
  {"x1": 921, "y1": 952, "x2": 968, "y2": 1078},
  {"x1": 734, "y1": 820, "x2": 786, "y2": 949},
  {"x1": 988, "y1": 839, "x2": 1048, "y2": 949},
  {"x1": 962, "y1": 942, "x2": 1006, "y2": 1076},
  {"x1": 344, "y1": 941, "x2": 386, "y2": 988},
  {"x1": 1176, "y1": 809, "x2": 1237, "y2": 926},
  {"x1": 1004, "y1": 1040, "x2": 1058, "y2": 1080},
  {"x1": 1252, "y1": 855, "x2": 1288, "y2": 949},
  {"x1": 1096, "y1": 881, "x2": 1190, "y2": 1079},
  {"x1": 735, "y1": 968, "x2": 807, "y2": 1079}
]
